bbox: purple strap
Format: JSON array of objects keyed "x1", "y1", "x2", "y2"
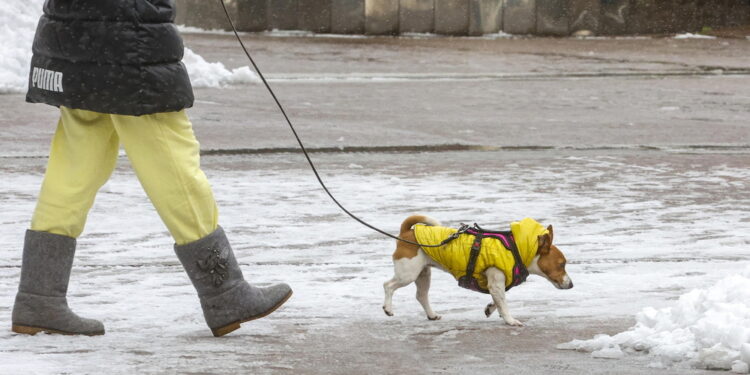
[{"x1": 465, "y1": 228, "x2": 514, "y2": 250}]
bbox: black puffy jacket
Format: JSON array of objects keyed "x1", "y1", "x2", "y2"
[{"x1": 26, "y1": 0, "x2": 193, "y2": 116}]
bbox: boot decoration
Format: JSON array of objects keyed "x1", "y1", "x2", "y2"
[{"x1": 196, "y1": 246, "x2": 228, "y2": 287}]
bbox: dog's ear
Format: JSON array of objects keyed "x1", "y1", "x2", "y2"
[
  {"x1": 537, "y1": 233, "x2": 551, "y2": 255},
  {"x1": 547, "y1": 225, "x2": 554, "y2": 243}
]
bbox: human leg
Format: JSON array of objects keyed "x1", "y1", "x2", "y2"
[
  {"x1": 111, "y1": 110, "x2": 217, "y2": 245},
  {"x1": 112, "y1": 111, "x2": 291, "y2": 336},
  {"x1": 14, "y1": 107, "x2": 118, "y2": 335},
  {"x1": 31, "y1": 108, "x2": 119, "y2": 237}
]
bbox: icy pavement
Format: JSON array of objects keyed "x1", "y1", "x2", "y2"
[
  {"x1": 1, "y1": 149, "x2": 748, "y2": 374},
  {"x1": 2, "y1": 27, "x2": 750, "y2": 374}
]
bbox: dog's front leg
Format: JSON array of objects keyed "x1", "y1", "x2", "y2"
[
  {"x1": 484, "y1": 302, "x2": 497, "y2": 318},
  {"x1": 485, "y1": 267, "x2": 523, "y2": 326}
]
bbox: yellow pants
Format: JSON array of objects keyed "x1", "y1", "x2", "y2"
[{"x1": 31, "y1": 107, "x2": 219, "y2": 245}]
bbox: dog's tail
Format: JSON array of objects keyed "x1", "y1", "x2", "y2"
[{"x1": 400, "y1": 215, "x2": 440, "y2": 235}]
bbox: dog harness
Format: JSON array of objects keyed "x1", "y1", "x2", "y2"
[
  {"x1": 414, "y1": 218, "x2": 548, "y2": 293},
  {"x1": 460, "y1": 225, "x2": 528, "y2": 293}
]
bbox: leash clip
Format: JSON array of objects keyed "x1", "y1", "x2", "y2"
[
  {"x1": 449, "y1": 223, "x2": 470, "y2": 240},
  {"x1": 436, "y1": 223, "x2": 470, "y2": 247}
]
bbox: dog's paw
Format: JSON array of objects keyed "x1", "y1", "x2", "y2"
[
  {"x1": 428, "y1": 315, "x2": 442, "y2": 321},
  {"x1": 382, "y1": 306, "x2": 394, "y2": 317},
  {"x1": 504, "y1": 318, "x2": 524, "y2": 327},
  {"x1": 484, "y1": 304, "x2": 494, "y2": 318}
]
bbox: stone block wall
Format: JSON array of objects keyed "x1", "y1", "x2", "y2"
[{"x1": 176, "y1": 0, "x2": 750, "y2": 36}]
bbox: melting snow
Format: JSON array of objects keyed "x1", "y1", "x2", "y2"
[
  {"x1": 182, "y1": 48, "x2": 259, "y2": 88},
  {"x1": 558, "y1": 265, "x2": 750, "y2": 372},
  {"x1": 674, "y1": 33, "x2": 717, "y2": 40},
  {"x1": 0, "y1": 0, "x2": 42, "y2": 93}
]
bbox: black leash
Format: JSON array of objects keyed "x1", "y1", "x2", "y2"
[{"x1": 217, "y1": 0, "x2": 456, "y2": 248}]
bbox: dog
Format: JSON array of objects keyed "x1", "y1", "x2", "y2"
[{"x1": 383, "y1": 215, "x2": 573, "y2": 326}]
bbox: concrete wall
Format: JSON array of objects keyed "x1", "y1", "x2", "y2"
[
  {"x1": 176, "y1": 0, "x2": 750, "y2": 36},
  {"x1": 599, "y1": 0, "x2": 630, "y2": 34},
  {"x1": 434, "y1": 0, "x2": 470, "y2": 34},
  {"x1": 331, "y1": 0, "x2": 366, "y2": 33},
  {"x1": 175, "y1": 0, "x2": 240, "y2": 30},
  {"x1": 399, "y1": 0, "x2": 434, "y2": 33},
  {"x1": 470, "y1": 0, "x2": 504, "y2": 35},
  {"x1": 366, "y1": 0, "x2": 400, "y2": 34},
  {"x1": 299, "y1": 0, "x2": 332, "y2": 33},
  {"x1": 569, "y1": 0, "x2": 600, "y2": 33},
  {"x1": 537, "y1": 0, "x2": 569, "y2": 35},
  {"x1": 504, "y1": 0, "x2": 536, "y2": 34}
]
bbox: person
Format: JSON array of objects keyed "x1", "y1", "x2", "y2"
[{"x1": 12, "y1": 0, "x2": 292, "y2": 337}]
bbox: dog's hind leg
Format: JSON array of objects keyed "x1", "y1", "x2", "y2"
[
  {"x1": 383, "y1": 254, "x2": 427, "y2": 317},
  {"x1": 383, "y1": 277, "x2": 401, "y2": 317},
  {"x1": 415, "y1": 267, "x2": 440, "y2": 321}
]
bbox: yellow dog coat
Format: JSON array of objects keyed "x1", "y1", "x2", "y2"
[{"x1": 414, "y1": 218, "x2": 548, "y2": 292}]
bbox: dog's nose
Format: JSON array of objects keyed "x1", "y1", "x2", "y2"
[{"x1": 567, "y1": 281, "x2": 574, "y2": 289}]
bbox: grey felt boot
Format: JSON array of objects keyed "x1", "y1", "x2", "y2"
[
  {"x1": 174, "y1": 226, "x2": 292, "y2": 337},
  {"x1": 12, "y1": 230, "x2": 105, "y2": 336}
]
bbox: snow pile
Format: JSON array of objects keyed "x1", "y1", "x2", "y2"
[
  {"x1": 182, "y1": 48, "x2": 259, "y2": 88},
  {"x1": 558, "y1": 265, "x2": 750, "y2": 372},
  {"x1": 674, "y1": 33, "x2": 717, "y2": 39},
  {"x1": 0, "y1": 0, "x2": 256, "y2": 94},
  {"x1": 0, "y1": 0, "x2": 44, "y2": 93}
]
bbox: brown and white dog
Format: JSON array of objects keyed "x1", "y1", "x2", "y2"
[{"x1": 383, "y1": 215, "x2": 573, "y2": 326}]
